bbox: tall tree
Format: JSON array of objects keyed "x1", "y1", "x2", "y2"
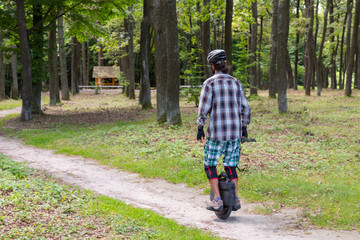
[
  {"x1": 329, "y1": 0, "x2": 337, "y2": 89},
  {"x1": 276, "y1": 0, "x2": 290, "y2": 113},
  {"x1": 49, "y1": 20, "x2": 57, "y2": 106},
  {"x1": 250, "y1": 0, "x2": 258, "y2": 96},
  {"x1": 139, "y1": 0, "x2": 152, "y2": 109},
  {"x1": 201, "y1": 0, "x2": 211, "y2": 79},
  {"x1": 304, "y1": 0, "x2": 315, "y2": 96},
  {"x1": 0, "y1": 33, "x2": 5, "y2": 99},
  {"x1": 268, "y1": 0, "x2": 279, "y2": 98},
  {"x1": 71, "y1": 35, "x2": 79, "y2": 95},
  {"x1": 225, "y1": 0, "x2": 233, "y2": 75},
  {"x1": 345, "y1": 0, "x2": 360, "y2": 96},
  {"x1": 58, "y1": 14, "x2": 70, "y2": 100},
  {"x1": 293, "y1": 0, "x2": 301, "y2": 90},
  {"x1": 16, "y1": 0, "x2": 32, "y2": 121},
  {"x1": 10, "y1": 51, "x2": 19, "y2": 99},
  {"x1": 153, "y1": 0, "x2": 167, "y2": 123},
  {"x1": 124, "y1": 10, "x2": 136, "y2": 100},
  {"x1": 164, "y1": 0, "x2": 181, "y2": 125}
]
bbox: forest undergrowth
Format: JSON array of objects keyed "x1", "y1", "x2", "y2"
[{"x1": 1, "y1": 89, "x2": 360, "y2": 230}]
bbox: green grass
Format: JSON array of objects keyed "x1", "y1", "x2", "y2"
[
  {"x1": 0, "y1": 99, "x2": 21, "y2": 110},
  {"x1": 0, "y1": 154, "x2": 219, "y2": 239},
  {"x1": 2, "y1": 89, "x2": 360, "y2": 230}
]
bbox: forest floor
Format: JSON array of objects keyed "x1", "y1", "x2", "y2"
[
  {"x1": 1, "y1": 94, "x2": 360, "y2": 239},
  {"x1": 0, "y1": 135, "x2": 359, "y2": 240}
]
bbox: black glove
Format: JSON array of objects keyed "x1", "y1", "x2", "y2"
[
  {"x1": 242, "y1": 126, "x2": 248, "y2": 138},
  {"x1": 197, "y1": 126, "x2": 205, "y2": 141}
]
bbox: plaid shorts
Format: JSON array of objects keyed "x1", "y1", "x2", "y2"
[{"x1": 204, "y1": 138, "x2": 241, "y2": 167}]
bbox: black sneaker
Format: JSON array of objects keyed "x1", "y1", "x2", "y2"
[{"x1": 233, "y1": 197, "x2": 241, "y2": 211}]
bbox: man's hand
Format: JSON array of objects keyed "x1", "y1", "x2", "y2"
[
  {"x1": 197, "y1": 126, "x2": 205, "y2": 142},
  {"x1": 242, "y1": 126, "x2": 248, "y2": 138}
]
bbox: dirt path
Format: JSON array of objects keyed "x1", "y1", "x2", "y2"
[
  {"x1": 0, "y1": 106, "x2": 21, "y2": 118},
  {"x1": 0, "y1": 135, "x2": 359, "y2": 240}
]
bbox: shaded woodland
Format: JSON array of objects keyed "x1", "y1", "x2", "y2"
[{"x1": 0, "y1": 0, "x2": 359, "y2": 123}]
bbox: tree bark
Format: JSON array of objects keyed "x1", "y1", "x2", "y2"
[
  {"x1": 329, "y1": 0, "x2": 337, "y2": 89},
  {"x1": 82, "y1": 41, "x2": 87, "y2": 86},
  {"x1": 124, "y1": 12, "x2": 136, "y2": 99},
  {"x1": 0, "y1": 33, "x2": 5, "y2": 99},
  {"x1": 163, "y1": 0, "x2": 181, "y2": 125},
  {"x1": 339, "y1": 11, "x2": 348, "y2": 90},
  {"x1": 286, "y1": 50, "x2": 294, "y2": 89},
  {"x1": 139, "y1": 0, "x2": 152, "y2": 109},
  {"x1": 276, "y1": 0, "x2": 290, "y2": 113},
  {"x1": 98, "y1": 43, "x2": 104, "y2": 66},
  {"x1": 316, "y1": 0, "x2": 329, "y2": 96},
  {"x1": 49, "y1": 21, "x2": 58, "y2": 106},
  {"x1": 10, "y1": 51, "x2": 19, "y2": 99},
  {"x1": 58, "y1": 15, "x2": 70, "y2": 100},
  {"x1": 153, "y1": 0, "x2": 168, "y2": 123},
  {"x1": 250, "y1": 0, "x2": 258, "y2": 96},
  {"x1": 225, "y1": 0, "x2": 233, "y2": 75},
  {"x1": 294, "y1": 0, "x2": 300, "y2": 90},
  {"x1": 345, "y1": 0, "x2": 360, "y2": 96},
  {"x1": 304, "y1": 0, "x2": 315, "y2": 96},
  {"x1": 86, "y1": 39, "x2": 90, "y2": 86},
  {"x1": 356, "y1": 30, "x2": 360, "y2": 89},
  {"x1": 201, "y1": 0, "x2": 211, "y2": 79},
  {"x1": 268, "y1": 0, "x2": 279, "y2": 98},
  {"x1": 16, "y1": 0, "x2": 32, "y2": 121},
  {"x1": 257, "y1": 16, "x2": 263, "y2": 89},
  {"x1": 71, "y1": 35, "x2": 79, "y2": 95}
]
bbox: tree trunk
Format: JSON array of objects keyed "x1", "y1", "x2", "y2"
[
  {"x1": 345, "y1": 0, "x2": 359, "y2": 96},
  {"x1": 10, "y1": 51, "x2": 19, "y2": 99},
  {"x1": 125, "y1": 12, "x2": 136, "y2": 99},
  {"x1": 329, "y1": 0, "x2": 337, "y2": 89},
  {"x1": 201, "y1": 0, "x2": 211, "y2": 79},
  {"x1": 286, "y1": 50, "x2": 294, "y2": 89},
  {"x1": 98, "y1": 43, "x2": 104, "y2": 66},
  {"x1": 257, "y1": 16, "x2": 263, "y2": 89},
  {"x1": 356, "y1": 30, "x2": 360, "y2": 89},
  {"x1": 294, "y1": 0, "x2": 300, "y2": 90},
  {"x1": 71, "y1": 36, "x2": 79, "y2": 95},
  {"x1": 49, "y1": 21, "x2": 57, "y2": 106},
  {"x1": 163, "y1": 0, "x2": 181, "y2": 125},
  {"x1": 250, "y1": 0, "x2": 258, "y2": 96},
  {"x1": 31, "y1": 3, "x2": 44, "y2": 114},
  {"x1": 86, "y1": 39, "x2": 90, "y2": 86},
  {"x1": 276, "y1": 0, "x2": 290, "y2": 113},
  {"x1": 139, "y1": 0, "x2": 152, "y2": 109},
  {"x1": 153, "y1": 0, "x2": 167, "y2": 123},
  {"x1": 268, "y1": 0, "x2": 279, "y2": 98},
  {"x1": 339, "y1": 11, "x2": 348, "y2": 90},
  {"x1": 58, "y1": 15, "x2": 70, "y2": 100},
  {"x1": 82, "y1": 41, "x2": 87, "y2": 86},
  {"x1": 16, "y1": 0, "x2": 32, "y2": 121},
  {"x1": 304, "y1": 0, "x2": 315, "y2": 96},
  {"x1": 316, "y1": 0, "x2": 329, "y2": 96},
  {"x1": 0, "y1": 33, "x2": 5, "y2": 99},
  {"x1": 225, "y1": 0, "x2": 233, "y2": 75}
]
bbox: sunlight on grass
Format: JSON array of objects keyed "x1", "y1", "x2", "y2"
[
  {"x1": 0, "y1": 99, "x2": 21, "y2": 110},
  {"x1": 2, "y1": 89, "x2": 360, "y2": 230}
]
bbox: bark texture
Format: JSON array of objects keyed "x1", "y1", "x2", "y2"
[
  {"x1": 58, "y1": 15, "x2": 70, "y2": 100},
  {"x1": 225, "y1": 0, "x2": 233, "y2": 75},
  {"x1": 0, "y1": 33, "x2": 5, "y2": 99}
]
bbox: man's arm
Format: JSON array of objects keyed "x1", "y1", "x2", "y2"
[{"x1": 197, "y1": 82, "x2": 212, "y2": 142}]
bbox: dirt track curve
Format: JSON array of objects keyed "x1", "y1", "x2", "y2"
[
  {"x1": 0, "y1": 108, "x2": 359, "y2": 240},
  {"x1": 1, "y1": 136, "x2": 360, "y2": 240}
]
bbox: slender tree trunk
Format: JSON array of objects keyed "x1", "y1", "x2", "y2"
[
  {"x1": 277, "y1": 0, "x2": 290, "y2": 113},
  {"x1": 10, "y1": 51, "x2": 19, "y2": 99},
  {"x1": 16, "y1": 0, "x2": 32, "y2": 121},
  {"x1": 286, "y1": 50, "x2": 294, "y2": 89},
  {"x1": 201, "y1": 0, "x2": 211, "y2": 79},
  {"x1": 153, "y1": 0, "x2": 167, "y2": 123},
  {"x1": 304, "y1": 0, "x2": 315, "y2": 96},
  {"x1": 225, "y1": 0, "x2": 233, "y2": 75},
  {"x1": 31, "y1": 3, "x2": 44, "y2": 114},
  {"x1": 71, "y1": 36, "x2": 79, "y2": 95},
  {"x1": 250, "y1": 0, "x2": 258, "y2": 95},
  {"x1": 49, "y1": 21, "x2": 57, "y2": 106},
  {"x1": 163, "y1": 0, "x2": 181, "y2": 125},
  {"x1": 356, "y1": 30, "x2": 360, "y2": 89},
  {"x1": 0, "y1": 33, "x2": 5, "y2": 99},
  {"x1": 345, "y1": 0, "x2": 359, "y2": 96},
  {"x1": 139, "y1": 0, "x2": 152, "y2": 109},
  {"x1": 86, "y1": 39, "x2": 90, "y2": 86},
  {"x1": 343, "y1": 0, "x2": 353, "y2": 90},
  {"x1": 58, "y1": 15, "x2": 70, "y2": 100},
  {"x1": 329, "y1": 0, "x2": 337, "y2": 89},
  {"x1": 339, "y1": 12, "x2": 348, "y2": 90},
  {"x1": 294, "y1": 0, "x2": 300, "y2": 90},
  {"x1": 125, "y1": 12, "x2": 136, "y2": 99},
  {"x1": 268, "y1": 0, "x2": 279, "y2": 98},
  {"x1": 316, "y1": 0, "x2": 329, "y2": 96},
  {"x1": 82, "y1": 41, "x2": 86, "y2": 86},
  {"x1": 257, "y1": 16, "x2": 263, "y2": 89},
  {"x1": 98, "y1": 43, "x2": 104, "y2": 66}
]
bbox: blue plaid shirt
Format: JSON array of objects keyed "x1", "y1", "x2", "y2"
[{"x1": 197, "y1": 72, "x2": 251, "y2": 141}]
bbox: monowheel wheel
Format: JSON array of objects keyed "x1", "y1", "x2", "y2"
[{"x1": 210, "y1": 189, "x2": 233, "y2": 220}]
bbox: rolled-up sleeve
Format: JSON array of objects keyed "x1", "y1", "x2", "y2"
[{"x1": 197, "y1": 83, "x2": 212, "y2": 127}]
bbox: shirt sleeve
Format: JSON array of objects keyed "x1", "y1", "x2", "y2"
[
  {"x1": 197, "y1": 82, "x2": 213, "y2": 127},
  {"x1": 240, "y1": 84, "x2": 251, "y2": 126}
]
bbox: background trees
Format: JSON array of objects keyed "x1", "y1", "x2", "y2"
[{"x1": 0, "y1": 0, "x2": 359, "y2": 119}]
